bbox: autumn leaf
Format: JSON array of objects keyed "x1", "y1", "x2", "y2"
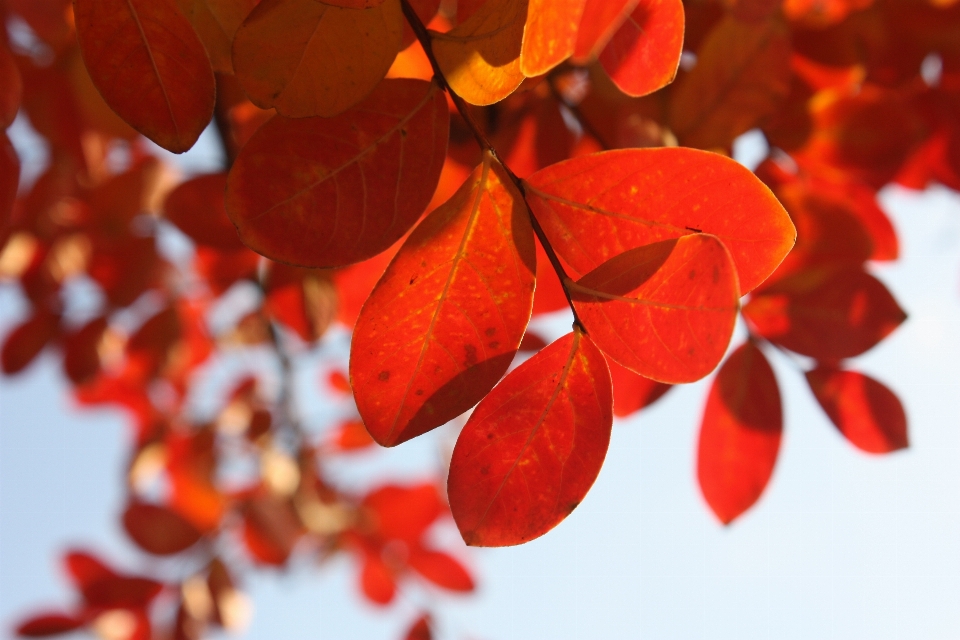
[
  {"x1": 524, "y1": 148, "x2": 795, "y2": 293},
  {"x1": 122, "y1": 502, "x2": 204, "y2": 555},
  {"x1": 806, "y1": 366, "x2": 908, "y2": 453},
  {"x1": 351, "y1": 152, "x2": 536, "y2": 447},
  {"x1": 431, "y1": 0, "x2": 529, "y2": 105},
  {"x1": 1, "y1": 133, "x2": 18, "y2": 227},
  {"x1": 2, "y1": 309, "x2": 59, "y2": 375},
  {"x1": 0, "y1": 38, "x2": 22, "y2": 128},
  {"x1": 233, "y1": 0, "x2": 402, "y2": 117},
  {"x1": 572, "y1": 0, "x2": 639, "y2": 61},
  {"x1": 164, "y1": 173, "x2": 244, "y2": 251},
  {"x1": 16, "y1": 613, "x2": 84, "y2": 637},
  {"x1": 448, "y1": 329, "x2": 613, "y2": 546},
  {"x1": 569, "y1": 234, "x2": 740, "y2": 383},
  {"x1": 598, "y1": 0, "x2": 685, "y2": 97},
  {"x1": 669, "y1": 15, "x2": 791, "y2": 150},
  {"x1": 73, "y1": 0, "x2": 216, "y2": 153},
  {"x1": 520, "y1": 0, "x2": 587, "y2": 77},
  {"x1": 225, "y1": 79, "x2": 448, "y2": 268},
  {"x1": 608, "y1": 359, "x2": 672, "y2": 418},
  {"x1": 743, "y1": 265, "x2": 907, "y2": 360},
  {"x1": 698, "y1": 341, "x2": 782, "y2": 525}
]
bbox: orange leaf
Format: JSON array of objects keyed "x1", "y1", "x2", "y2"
[
  {"x1": 363, "y1": 483, "x2": 444, "y2": 542},
  {"x1": 407, "y1": 547, "x2": 475, "y2": 591},
  {"x1": 0, "y1": 38, "x2": 22, "y2": 128},
  {"x1": 572, "y1": 0, "x2": 638, "y2": 61},
  {"x1": 330, "y1": 419, "x2": 376, "y2": 451},
  {"x1": 520, "y1": 0, "x2": 587, "y2": 77},
  {"x1": 697, "y1": 341, "x2": 781, "y2": 524},
  {"x1": 73, "y1": 0, "x2": 216, "y2": 153},
  {"x1": 2, "y1": 309, "x2": 59, "y2": 375},
  {"x1": 360, "y1": 551, "x2": 397, "y2": 605},
  {"x1": 164, "y1": 173, "x2": 244, "y2": 251},
  {"x1": 225, "y1": 78, "x2": 448, "y2": 268},
  {"x1": 233, "y1": 0, "x2": 402, "y2": 117},
  {"x1": 668, "y1": 15, "x2": 791, "y2": 149},
  {"x1": 448, "y1": 329, "x2": 613, "y2": 546},
  {"x1": 122, "y1": 502, "x2": 204, "y2": 555},
  {"x1": 743, "y1": 266, "x2": 907, "y2": 360},
  {"x1": 608, "y1": 359, "x2": 672, "y2": 417},
  {"x1": 176, "y1": 0, "x2": 235, "y2": 73},
  {"x1": 570, "y1": 235, "x2": 739, "y2": 383},
  {"x1": 598, "y1": 0, "x2": 685, "y2": 97},
  {"x1": 431, "y1": 0, "x2": 529, "y2": 105},
  {"x1": 806, "y1": 367, "x2": 908, "y2": 454},
  {"x1": 524, "y1": 148, "x2": 795, "y2": 294},
  {"x1": 351, "y1": 153, "x2": 536, "y2": 446}
]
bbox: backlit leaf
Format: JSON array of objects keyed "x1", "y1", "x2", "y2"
[
  {"x1": 404, "y1": 615, "x2": 433, "y2": 640},
  {"x1": 608, "y1": 359, "x2": 672, "y2": 417},
  {"x1": 233, "y1": 0, "x2": 403, "y2": 117},
  {"x1": 431, "y1": 0, "x2": 529, "y2": 105},
  {"x1": 570, "y1": 235, "x2": 739, "y2": 383},
  {"x1": 74, "y1": 0, "x2": 216, "y2": 153},
  {"x1": 806, "y1": 367, "x2": 908, "y2": 453},
  {"x1": 573, "y1": 0, "x2": 639, "y2": 61},
  {"x1": 15, "y1": 613, "x2": 84, "y2": 637},
  {"x1": 598, "y1": 0, "x2": 685, "y2": 97},
  {"x1": 743, "y1": 266, "x2": 907, "y2": 360},
  {"x1": 2, "y1": 310, "x2": 59, "y2": 375},
  {"x1": 524, "y1": 148, "x2": 795, "y2": 293},
  {"x1": 0, "y1": 38, "x2": 22, "y2": 127},
  {"x1": 164, "y1": 173, "x2": 243, "y2": 251},
  {"x1": 360, "y1": 551, "x2": 396, "y2": 604},
  {"x1": 448, "y1": 329, "x2": 613, "y2": 546},
  {"x1": 697, "y1": 341, "x2": 781, "y2": 524},
  {"x1": 520, "y1": 0, "x2": 587, "y2": 77},
  {"x1": 122, "y1": 502, "x2": 204, "y2": 555},
  {"x1": 351, "y1": 153, "x2": 536, "y2": 446},
  {"x1": 63, "y1": 317, "x2": 107, "y2": 385},
  {"x1": 407, "y1": 548, "x2": 475, "y2": 591},
  {"x1": 669, "y1": 15, "x2": 791, "y2": 149},
  {"x1": 226, "y1": 79, "x2": 448, "y2": 268}
]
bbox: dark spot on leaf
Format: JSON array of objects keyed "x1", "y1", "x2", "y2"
[
  {"x1": 464, "y1": 344, "x2": 478, "y2": 367},
  {"x1": 415, "y1": 389, "x2": 424, "y2": 396},
  {"x1": 409, "y1": 275, "x2": 417, "y2": 285},
  {"x1": 713, "y1": 265, "x2": 720, "y2": 283},
  {"x1": 688, "y1": 270, "x2": 697, "y2": 279},
  {"x1": 378, "y1": 371, "x2": 390, "y2": 381},
  {"x1": 488, "y1": 341, "x2": 499, "y2": 349},
  {"x1": 480, "y1": 466, "x2": 489, "y2": 475},
  {"x1": 400, "y1": 128, "x2": 408, "y2": 137},
  {"x1": 568, "y1": 501, "x2": 580, "y2": 513},
  {"x1": 485, "y1": 327, "x2": 496, "y2": 336},
  {"x1": 685, "y1": 226, "x2": 702, "y2": 233},
  {"x1": 486, "y1": 432, "x2": 493, "y2": 439}
]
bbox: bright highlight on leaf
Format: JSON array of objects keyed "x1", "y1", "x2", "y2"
[
  {"x1": 225, "y1": 79, "x2": 448, "y2": 268},
  {"x1": 570, "y1": 234, "x2": 740, "y2": 384},
  {"x1": 431, "y1": 0, "x2": 529, "y2": 105},
  {"x1": 233, "y1": 0, "x2": 403, "y2": 118},
  {"x1": 598, "y1": 0, "x2": 685, "y2": 97},
  {"x1": 520, "y1": 0, "x2": 587, "y2": 77},
  {"x1": 806, "y1": 367, "x2": 908, "y2": 454},
  {"x1": 73, "y1": 0, "x2": 216, "y2": 153},
  {"x1": 448, "y1": 329, "x2": 613, "y2": 547},
  {"x1": 697, "y1": 341, "x2": 782, "y2": 525},
  {"x1": 351, "y1": 152, "x2": 536, "y2": 447},
  {"x1": 525, "y1": 148, "x2": 796, "y2": 293}
]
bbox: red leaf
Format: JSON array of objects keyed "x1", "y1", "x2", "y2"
[
  {"x1": 351, "y1": 153, "x2": 536, "y2": 446},
  {"x1": 569, "y1": 235, "x2": 740, "y2": 383},
  {"x1": 122, "y1": 502, "x2": 204, "y2": 555},
  {"x1": 573, "y1": 0, "x2": 639, "y2": 61},
  {"x1": 598, "y1": 0, "x2": 685, "y2": 97},
  {"x1": 329, "y1": 419, "x2": 376, "y2": 451},
  {"x1": 62, "y1": 317, "x2": 107, "y2": 385},
  {"x1": 743, "y1": 266, "x2": 907, "y2": 360},
  {"x1": 163, "y1": 174, "x2": 243, "y2": 251},
  {"x1": 697, "y1": 341, "x2": 782, "y2": 524},
  {"x1": 0, "y1": 133, "x2": 18, "y2": 227},
  {"x1": 73, "y1": 0, "x2": 215, "y2": 153},
  {"x1": 64, "y1": 551, "x2": 163, "y2": 609},
  {"x1": 525, "y1": 148, "x2": 795, "y2": 294},
  {"x1": 407, "y1": 547, "x2": 475, "y2": 592},
  {"x1": 364, "y1": 484, "x2": 444, "y2": 542},
  {"x1": 241, "y1": 495, "x2": 303, "y2": 566},
  {"x1": 608, "y1": 359, "x2": 672, "y2": 417},
  {"x1": 448, "y1": 329, "x2": 613, "y2": 546},
  {"x1": 403, "y1": 615, "x2": 433, "y2": 640},
  {"x1": 15, "y1": 613, "x2": 84, "y2": 637},
  {"x1": 806, "y1": 367, "x2": 908, "y2": 454},
  {"x1": 225, "y1": 78, "x2": 448, "y2": 268},
  {"x1": 2, "y1": 309, "x2": 60, "y2": 375},
  {"x1": 360, "y1": 551, "x2": 397, "y2": 605},
  {"x1": 0, "y1": 38, "x2": 21, "y2": 128}
]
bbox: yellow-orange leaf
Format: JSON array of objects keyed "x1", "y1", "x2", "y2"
[
  {"x1": 524, "y1": 148, "x2": 795, "y2": 294},
  {"x1": 570, "y1": 235, "x2": 739, "y2": 383},
  {"x1": 233, "y1": 0, "x2": 403, "y2": 117},
  {"x1": 225, "y1": 79, "x2": 448, "y2": 268},
  {"x1": 74, "y1": 0, "x2": 216, "y2": 153},
  {"x1": 448, "y1": 329, "x2": 613, "y2": 546},
  {"x1": 431, "y1": 0, "x2": 529, "y2": 105},
  {"x1": 350, "y1": 152, "x2": 536, "y2": 447},
  {"x1": 520, "y1": 0, "x2": 587, "y2": 77}
]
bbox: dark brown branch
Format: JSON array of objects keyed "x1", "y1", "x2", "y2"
[{"x1": 400, "y1": 0, "x2": 586, "y2": 331}]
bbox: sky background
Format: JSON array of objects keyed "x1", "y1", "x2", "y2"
[{"x1": 1, "y1": 123, "x2": 959, "y2": 640}]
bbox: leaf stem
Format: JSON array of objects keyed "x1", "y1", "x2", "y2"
[{"x1": 399, "y1": 0, "x2": 585, "y2": 331}]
